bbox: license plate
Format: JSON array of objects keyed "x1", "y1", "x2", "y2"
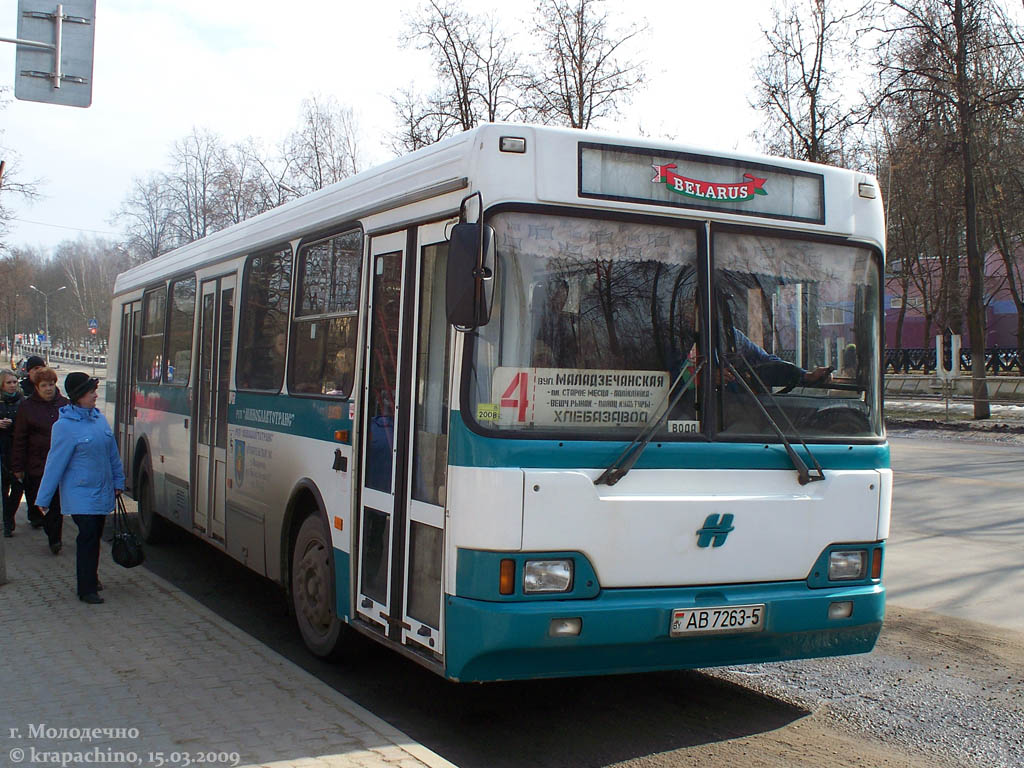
[{"x1": 670, "y1": 604, "x2": 766, "y2": 637}]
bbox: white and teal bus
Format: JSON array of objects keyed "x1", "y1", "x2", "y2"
[{"x1": 108, "y1": 124, "x2": 890, "y2": 682}]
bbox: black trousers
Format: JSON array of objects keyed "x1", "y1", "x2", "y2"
[
  {"x1": 1, "y1": 464, "x2": 25, "y2": 533},
  {"x1": 22, "y1": 474, "x2": 62, "y2": 545},
  {"x1": 72, "y1": 515, "x2": 106, "y2": 597}
]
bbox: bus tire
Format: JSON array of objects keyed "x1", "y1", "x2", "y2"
[
  {"x1": 136, "y1": 470, "x2": 169, "y2": 544},
  {"x1": 291, "y1": 514, "x2": 347, "y2": 659}
]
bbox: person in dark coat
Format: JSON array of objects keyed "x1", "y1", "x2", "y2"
[
  {"x1": 37, "y1": 373, "x2": 125, "y2": 604},
  {"x1": 19, "y1": 355, "x2": 46, "y2": 398},
  {"x1": 11, "y1": 366, "x2": 70, "y2": 554},
  {"x1": 1, "y1": 369, "x2": 26, "y2": 536}
]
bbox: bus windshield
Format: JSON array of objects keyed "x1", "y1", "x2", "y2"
[
  {"x1": 469, "y1": 211, "x2": 701, "y2": 438},
  {"x1": 468, "y1": 212, "x2": 882, "y2": 441},
  {"x1": 714, "y1": 231, "x2": 882, "y2": 439}
]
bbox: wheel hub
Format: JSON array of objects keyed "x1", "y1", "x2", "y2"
[{"x1": 296, "y1": 544, "x2": 330, "y2": 632}]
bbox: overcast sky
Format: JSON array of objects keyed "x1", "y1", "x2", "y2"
[{"x1": 1, "y1": 0, "x2": 775, "y2": 251}]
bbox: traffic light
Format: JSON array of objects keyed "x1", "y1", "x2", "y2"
[{"x1": 89, "y1": 327, "x2": 96, "y2": 335}]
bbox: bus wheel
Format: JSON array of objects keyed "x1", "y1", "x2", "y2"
[
  {"x1": 136, "y1": 471, "x2": 169, "y2": 544},
  {"x1": 292, "y1": 514, "x2": 345, "y2": 659}
]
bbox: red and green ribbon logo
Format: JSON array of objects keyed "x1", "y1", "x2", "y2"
[{"x1": 652, "y1": 163, "x2": 768, "y2": 202}]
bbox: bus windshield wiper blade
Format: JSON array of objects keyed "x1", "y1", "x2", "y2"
[
  {"x1": 725, "y1": 357, "x2": 825, "y2": 486},
  {"x1": 595, "y1": 362, "x2": 704, "y2": 487}
]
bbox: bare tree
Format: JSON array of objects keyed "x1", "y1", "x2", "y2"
[
  {"x1": 165, "y1": 128, "x2": 226, "y2": 244},
  {"x1": 393, "y1": 0, "x2": 522, "y2": 151},
  {"x1": 286, "y1": 95, "x2": 361, "y2": 193},
  {"x1": 873, "y1": 0, "x2": 1024, "y2": 418},
  {"x1": 112, "y1": 173, "x2": 177, "y2": 262},
  {"x1": 752, "y1": 0, "x2": 871, "y2": 164},
  {"x1": 523, "y1": 0, "x2": 646, "y2": 129},
  {"x1": 0, "y1": 89, "x2": 42, "y2": 249},
  {"x1": 389, "y1": 88, "x2": 458, "y2": 154}
]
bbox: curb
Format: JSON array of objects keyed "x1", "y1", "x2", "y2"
[{"x1": 115, "y1": 541, "x2": 459, "y2": 768}]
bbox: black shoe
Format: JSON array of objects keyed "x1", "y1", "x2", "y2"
[
  {"x1": 30, "y1": 520, "x2": 44, "y2": 529},
  {"x1": 49, "y1": 540, "x2": 62, "y2": 555},
  {"x1": 79, "y1": 593, "x2": 104, "y2": 604},
  {"x1": 3, "y1": 530, "x2": 11, "y2": 538}
]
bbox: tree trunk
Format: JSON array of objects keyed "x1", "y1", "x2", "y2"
[{"x1": 955, "y1": 0, "x2": 990, "y2": 419}]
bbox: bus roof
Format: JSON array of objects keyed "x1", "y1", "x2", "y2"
[{"x1": 113, "y1": 123, "x2": 881, "y2": 296}]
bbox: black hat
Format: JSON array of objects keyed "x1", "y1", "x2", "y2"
[
  {"x1": 65, "y1": 372, "x2": 99, "y2": 403},
  {"x1": 25, "y1": 355, "x2": 45, "y2": 372}
]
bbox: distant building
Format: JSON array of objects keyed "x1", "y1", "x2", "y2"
[{"x1": 884, "y1": 244, "x2": 1024, "y2": 349}]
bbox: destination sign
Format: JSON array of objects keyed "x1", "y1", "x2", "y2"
[{"x1": 485, "y1": 367, "x2": 669, "y2": 428}]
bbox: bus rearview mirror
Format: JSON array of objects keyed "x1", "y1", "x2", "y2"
[{"x1": 446, "y1": 223, "x2": 495, "y2": 329}]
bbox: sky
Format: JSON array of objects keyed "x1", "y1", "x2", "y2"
[{"x1": 0, "y1": 0, "x2": 776, "y2": 251}]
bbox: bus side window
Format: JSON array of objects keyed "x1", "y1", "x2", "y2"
[
  {"x1": 288, "y1": 229, "x2": 362, "y2": 397},
  {"x1": 237, "y1": 247, "x2": 292, "y2": 391},
  {"x1": 164, "y1": 277, "x2": 196, "y2": 386},
  {"x1": 138, "y1": 286, "x2": 167, "y2": 385}
]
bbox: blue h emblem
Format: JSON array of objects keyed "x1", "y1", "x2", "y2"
[{"x1": 696, "y1": 514, "x2": 735, "y2": 548}]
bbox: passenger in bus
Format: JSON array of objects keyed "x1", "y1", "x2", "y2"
[
  {"x1": 1, "y1": 369, "x2": 26, "y2": 537},
  {"x1": 841, "y1": 343, "x2": 858, "y2": 379},
  {"x1": 35, "y1": 373, "x2": 125, "y2": 605},
  {"x1": 532, "y1": 278, "x2": 579, "y2": 368},
  {"x1": 11, "y1": 366, "x2": 70, "y2": 554},
  {"x1": 243, "y1": 332, "x2": 287, "y2": 390}
]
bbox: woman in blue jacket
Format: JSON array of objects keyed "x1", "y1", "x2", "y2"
[{"x1": 36, "y1": 372, "x2": 125, "y2": 604}]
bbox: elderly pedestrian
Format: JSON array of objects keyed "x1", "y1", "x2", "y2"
[
  {"x1": 36, "y1": 373, "x2": 124, "y2": 604},
  {"x1": 1, "y1": 369, "x2": 26, "y2": 536},
  {"x1": 11, "y1": 366, "x2": 70, "y2": 554},
  {"x1": 19, "y1": 354, "x2": 46, "y2": 398}
]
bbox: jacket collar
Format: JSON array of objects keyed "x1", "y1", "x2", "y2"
[{"x1": 60, "y1": 403, "x2": 99, "y2": 421}]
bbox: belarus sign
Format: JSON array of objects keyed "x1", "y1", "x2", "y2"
[
  {"x1": 652, "y1": 163, "x2": 767, "y2": 202},
  {"x1": 579, "y1": 142, "x2": 825, "y2": 224}
]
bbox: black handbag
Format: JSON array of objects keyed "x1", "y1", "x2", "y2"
[{"x1": 111, "y1": 495, "x2": 145, "y2": 568}]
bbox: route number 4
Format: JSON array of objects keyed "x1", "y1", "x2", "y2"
[{"x1": 500, "y1": 371, "x2": 529, "y2": 422}]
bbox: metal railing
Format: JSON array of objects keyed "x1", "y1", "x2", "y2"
[
  {"x1": 13, "y1": 344, "x2": 106, "y2": 368},
  {"x1": 885, "y1": 347, "x2": 1023, "y2": 375}
]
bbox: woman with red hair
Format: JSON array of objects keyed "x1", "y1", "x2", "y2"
[{"x1": 11, "y1": 366, "x2": 69, "y2": 554}]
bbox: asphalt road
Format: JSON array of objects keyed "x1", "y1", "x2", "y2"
[
  {"x1": 48, "y1": 366, "x2": 1024, "y2": 766},
  {"x1": 887, "y1": 433, "x2": 1024, "y2": 631},
  {"x1": 127, "y1": 431, "x2": 1023, "y2": 768}
]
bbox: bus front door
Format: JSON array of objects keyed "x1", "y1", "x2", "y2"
[
  {"x1": 357, "y1": 232, "x2": 407, "y2": 633},
  {"x1": 115, "y1": 300, "x2": 141, "y2": 488},
  {"x1": 357, "y1": 223, "x2": 451, "y2": 658},
  {"x1": 194, "y1": 276, "x2": 235, "y2": 542}
]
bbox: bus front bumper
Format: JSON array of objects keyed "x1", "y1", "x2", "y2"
[{"x1": 444, "y1": 581, "x2": 884, "y2": 682}]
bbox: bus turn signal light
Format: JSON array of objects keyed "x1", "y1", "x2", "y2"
[
  {"x1": 871, "y1": 548, "x2": 882, "y2": 579},
  {"x1": 499, "y1": 559, "x2": 515, "y2": 595}
]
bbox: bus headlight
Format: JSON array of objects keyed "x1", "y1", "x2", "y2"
[
  {"x1": 829, "y1": 550, "x2": 867, "y2": 580},
  {"x1": 523, "y1": 560, "x2": 574, "y2": 593}
]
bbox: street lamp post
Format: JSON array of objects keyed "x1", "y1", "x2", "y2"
[{"x1": 28, "y1": 284, "x2": 66, "y2": 364}]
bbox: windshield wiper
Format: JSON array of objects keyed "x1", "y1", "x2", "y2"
[
  {"x1": 725, "y1": 355, "x2": 825, "y2": 486},
  {"x1": 594, "y1": 361, "x2": 704, "y2": 486}
]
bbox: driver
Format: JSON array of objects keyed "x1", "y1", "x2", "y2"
[{"x1": 730, "y1": 329, "x2": 832, "y2": 388}]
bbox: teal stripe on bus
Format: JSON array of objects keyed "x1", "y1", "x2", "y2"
[
  {"x1": 230, "y1": 391, "x2": 354, "y2": 443},
  {"x1": 448, "y1": 411, "x2": 890, "y2": 471},
  {"x1": 134, "y1": 383, "x2": 190, "y2": 416},
  {"x1": 129, "y1": 386, "x2": 354, "y2": 443}
]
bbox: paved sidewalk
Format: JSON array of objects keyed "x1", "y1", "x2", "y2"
[{"x1": 0, "y1": 519, "x2": 457, "y2": 768}]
